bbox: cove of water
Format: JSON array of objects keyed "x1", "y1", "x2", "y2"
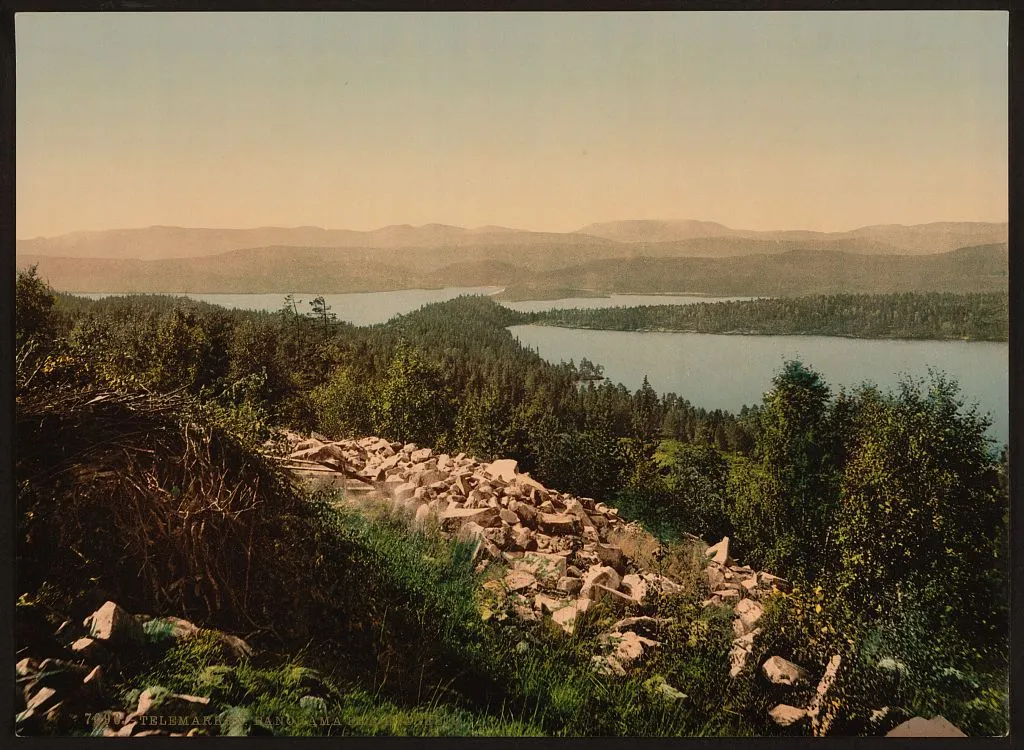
[{"x1": 509, "y1": 325, "x2": 1009, "y2": 447}]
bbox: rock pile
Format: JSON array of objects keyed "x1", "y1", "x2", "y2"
[
  {"x1": 274, "y1": 433, "x2": 971, "y2": 737},
  {"x1": 276, "y1": 434, "x2": 791, "y2": 680},
  {"x1": 16, "y1": 601, "x2": 257, "y2": 737}
]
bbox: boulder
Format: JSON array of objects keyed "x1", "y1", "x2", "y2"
[
  {"x1": 580, "y1": 565, "x2": 622, "y2": 600},
  {"x1": 485, "y1": 458, "x2": 519, "y2": 482},
  {"x1": 556, "y1": 576, "x2": 583, "y2": 595},
  {"x1": 140, "y1": 615, "x2": 201, "y2": 647},
  {"x1": 591, "y1": 654, "x2": 627, "y2": 678},
  {"x1": 729, "y1": 644, "x2": 752, "y2": 678},
  {"x1": 734, "y1": 598, "x2": 764, "y2": 634},
  {"x1": 70, "y1": 636, "x2": 103, "y2": 661},
  {"x1": 16, "y1": 658, "x2": 37, "y2": 678},
  {"x1": 439, "y1": 506, "x2": 500, "y2": 531},
  {"x1": 413, "y1": 503, "x2": 432, "y2": 528},
  {"x1": 25, "y1": 686, "x2": 58, "y2": 712},
  {"x1": 452, "y1": 475, "x2": 471, "y2": 497},
  {"x1": 769, "y1": 704, "x2": 809, "y2": 727},
  {"x1": 410, "y1": 448, "x2": 433, "y2": 463},
  {"x1": 533, "y1": 594, "x2": 564, "y2": 615},
  {"x1": 482, "y1": 525, "x2": 511, "y2": 548},
  {"x1": 551, "y1": 599, "x2": 592, "y2": 634},
  {"x1": 84, "y1": 601, "x2": 144, "y2": 647},
  {"x1": 514, "y1": 552, "x2": 567, "y2": 583},
  {"x1": 499, "y1": 509, "x2": 519, "y2": 525},
  {"x1": 392, "y1": 482, "x2": 417, "y2": 503},
  {"x1": 885, "y1": 715, "x2": 967, "y2": 738},
  {"x1": 706, "y1": 564, "x2": 726, "y2": 591},
  {"x1": 383, "y1": 475, "x2": 406, "y2": 494},
  {"x1": 619, "y1": 574, "x2": 648, "y2": 603},
  {"x1": 538, "y1": 513, "x2": 577, "y2": 534},
  {"x1": 516, "y1": 473, "x2": 547, "y2": 492},
  {"x1": 590, "y1": 583, "x2": 634, "y2": 608},
  {"x1": 807, "y1": 654, "x2": 842, "y2": 735},
  {"x1": 456, "y1": 521, "x2": 486, "y2": 545},
  {"x1": 126, "y1": 687, "x2": 213, "y2": 727},
  {"x1": 305, "y1": 443, "x2": 347, "y2": 464},
  {"x1": 706, "y1": 537, "x2": 732, "y2": 566},
  {"x1": 610, "y1": 616, "x2": 673, "y2": 637},
  {"x1": 514, "y1": 504, "x2": 538, "y2": 527},
  {"x1": 415, "y1": 469, "x2": 446, "y2": 488},
  {"x1": 642, "y1": 572, "x2": 683, "y2": 595},
  {"x1": 512, "y1": 525, "x2": 537, "y2": 551},
  {"x1": 595, "y1": 544, "x2": 626, "y2": 572},
  {"x1": 645, "y1": 675, "x2": 687, "y2": 702},
  {"x1": 504, "y1": 570, "x2": 537, "y2": 592},
  {"x1": 762, "y1": 656, "x2": 809, "y2": 686},
  {"x1": 610, "y1": 630, "x2": 659, "y2": 669}
]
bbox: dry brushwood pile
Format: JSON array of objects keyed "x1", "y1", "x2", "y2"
[
  {"x1": 271, "y1": 430, "x2": 887, "y2": 732},
  {"x1": 16, "y1": 385, "x2": 346, "y2": 645}
]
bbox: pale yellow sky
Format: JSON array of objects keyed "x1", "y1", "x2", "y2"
[{"x1": 16, "y1": 11, "x2": 1008, "y2": 238}]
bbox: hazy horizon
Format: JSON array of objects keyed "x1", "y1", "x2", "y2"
[
  {"x1": 16, "y1": 216, "x2": 1013, "y2": 242},
  {"x1": 17, "y1": 12, "x2": 1008, "y2": 239}
]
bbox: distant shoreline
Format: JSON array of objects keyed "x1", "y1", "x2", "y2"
[{"x1": 517, "y1": 322, "x2": 1007, "y2": 344}]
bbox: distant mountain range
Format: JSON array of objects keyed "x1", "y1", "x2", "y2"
[
  {"x1": 17, "y1": 220, "x2": 1008, "y2": 261},
  {"x1": 15, "y1": 220, "x2": 1008, "y2": 297}
]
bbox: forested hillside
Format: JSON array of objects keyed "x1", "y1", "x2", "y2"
[
  {"x1": 531, "y1": 292, "x2": 1009, "y2": 341},
  {"x1": 17, "y1": 240, "x2": 1008, "y2": 297},
  {"x1": 15, "y1": 269, "x2": 1009, "y2": 737}
]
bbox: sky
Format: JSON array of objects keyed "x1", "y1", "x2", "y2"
[{"x1": 16, "y1": 11, "x2": 1008, "y2": 238}]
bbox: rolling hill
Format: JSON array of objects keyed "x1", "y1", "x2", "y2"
[{"x1": 18, "y1": 242, "x2": 1008, "y2": 297}]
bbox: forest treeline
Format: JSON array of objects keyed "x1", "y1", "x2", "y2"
[
  {"x1": 530, "y1": 292, "x2": 1009, "y2": 341},
  {"x1": 15, "y1": 268, "x2": 1009, "y2": 735}
]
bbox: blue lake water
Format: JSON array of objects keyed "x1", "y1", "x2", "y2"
[{"x1": 509, "y1": 325, "x2": 1009, "y2": 447}]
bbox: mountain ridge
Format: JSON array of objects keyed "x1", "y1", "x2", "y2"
[{"x1": 17, "y1": 220, "x2": 1008, "y2": 261}]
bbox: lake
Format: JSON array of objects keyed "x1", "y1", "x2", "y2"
[{"x1": 509, "y1": 325, "x2": 1009, "y2": 446}]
